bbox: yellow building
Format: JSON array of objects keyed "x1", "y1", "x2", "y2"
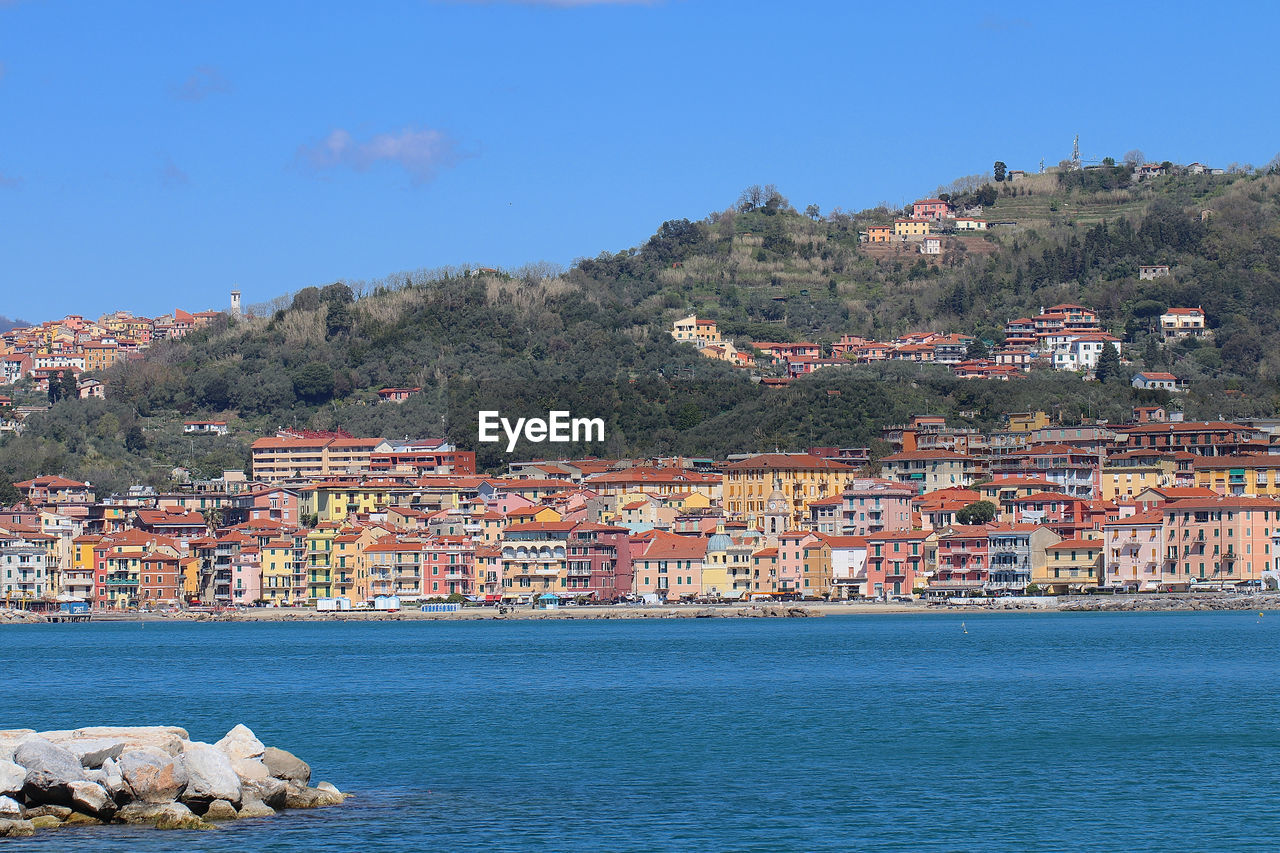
[
  {"x1": 504, "y1": 506, "x2": 563, "y2": 525},
  {"x1": 303, "y1": 525, "x2": 343, "y2": 602},
  {"x1": 893, "y1": 219, "x2": 931, "y2": 238},
  {"x1": 1102, "y1": 455, "x2": 1176, "y2": 502},
  {"x1": 66, "y1": 535, "x2": 100, "y2": 601},
  {"x1": 722, "y1": 453, "x2": 857, "y2": 532},
  {"x1": 261, "y1": 537, "x2": 301, "y2": 606},
  {"x1": 668, "y1": 491, "x2": 713, "y2": 512},
  {"x1": 304, "y1": 478, "x2": 416, "y2": 524},
  {"x1": 671, "y1": 315, "x2": 721, "y2": 345},
  {"x1": 332, "y1": 525, "x2": 390, "y2": 600},
  {"x1": 585, "y1": 467, "x2": 722, "y2": 502},
  {"x1": 1036, "y1": 537, "x2": 1103, "y2": 594},
  {"x1": 180, "y1": 556, "x2": 200, "y2": 602},
  {"x1": 1194, "y1": 456, "x2": 1280, "y2": 498},
  {"x1": 802, "y1": 536, "x2": 834, "y2": 597},
  {"x1": 1006, "y1": 411, "x2": 1050, "y2": 433},
  {"x1": 80, "y1": 341, "x2": 121, "y2": 373}
]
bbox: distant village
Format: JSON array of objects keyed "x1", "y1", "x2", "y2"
[
  {"x1": 675, "y1": 300, "x2": 1201, "y2": 385},
  {"x1": 675, "y1": 186, "x2": 1207, "y2": 385}
]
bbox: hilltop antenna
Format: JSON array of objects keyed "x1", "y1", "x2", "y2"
[
  {"x1": 1071, "y1": 135, "x2": 1081, "y2": 171},
  {"x1": 1039, "y1": 158, "x2": 1046, "y2": 173}
]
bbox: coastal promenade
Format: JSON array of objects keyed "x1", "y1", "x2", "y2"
[{"x1": 8, "y1": 593, "x2": 1279, "y2": 626}]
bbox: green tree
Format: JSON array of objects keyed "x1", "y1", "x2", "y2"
[
  {"x1": 966, "y1": 339, "x2": 989, "y2": 360},
  {"x1": 1095, "y1": 343, "x2": 1122, "y2": 382},
  {"x1": 124, "y1": 425, "x2": 147, "y2": 453},
  {"x1": 325, "y1": 301, "x2": 352, "y2": 338},
  {"x1": 292, "y1": 362, "x2": 335, "y2": 404},
  {"x1": 993, "y1": 161, "x2": 1007, "y2": 182},
  {"x1": 0, "y1": 480, "x2": 21, "y2": 507},
  {"x1": 955, "y1": 500, "x2": 997, "y2": 525},
  {"x1": 805, "y1": 204, "x2": 821, "y2": 220}
]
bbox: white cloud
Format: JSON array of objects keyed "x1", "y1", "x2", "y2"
[{"x1": 298, "y1": 126, "x2": 468, "y2": 184}]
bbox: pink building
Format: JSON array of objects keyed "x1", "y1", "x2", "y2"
[
  {"x1": 248, "y1": 487, "x2": 299, "y2": 526},
  {"x1": 422, "y1": 536, "x2": 476, "y2": 598},
  {"x1": 1160, "y1": 497, "x2": 1280, "y2": 589},
  {"x1": 864, "y1": 530, "x2": 936, "y2": 599},
  {"x1": 632, "y1": 533, "x2": 707, "y2": 602},
  {"x1": 841, "y1": 479, "x2": 914, "y2": 536},
  {"x1": 1102, "y1": 510, "x2": 1163, "y2": 591},
  {"x1": 231, "y1": 547, "x2": 262, "y2": 605},
  {"x1": 776, "y1": 531, "x2": 814, "y2": 596},
  {"x1": 932, "y1": 524, "x2": 991, "y2": 596},
  {"x1": 912, "y1": 198, "x2": 953, "y2": 220}
]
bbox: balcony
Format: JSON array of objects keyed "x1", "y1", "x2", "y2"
[
  {"x1": 445, "y1": 571, "x2": 469, "y2": 581},
  {"x1": 105, "y1": 577, "x2": 137, "y2": 586}
]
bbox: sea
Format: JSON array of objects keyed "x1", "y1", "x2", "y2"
[{"x1": 2, "y1": 611, "x2": 1277, "y2": 851}]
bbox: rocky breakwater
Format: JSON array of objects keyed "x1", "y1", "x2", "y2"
[
  {"x1": 0, "y1": 724, "x2": 346, "y2": 837},
  {"x1": 1060, "y1": 593, "x2": 1280, "y2": 612},
  {"x1": 0, "y1": 609, "x2": 43, "y2": 625}
]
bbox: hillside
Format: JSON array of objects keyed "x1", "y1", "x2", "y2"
[
  {"x1": 0, "y1": 316, "x2": 28, "y2": 334},
  {"x1": 3, "y1": 165, "x2": 1280, "y2": 490}
]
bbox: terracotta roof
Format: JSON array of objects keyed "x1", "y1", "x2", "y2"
[{"x1": 722, "y1": 454, "x2": 854, "y2": 472}]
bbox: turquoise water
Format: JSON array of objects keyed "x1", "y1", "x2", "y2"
[{"x1": 2, "y1": 612, "x2": 1278, "y2": 851}]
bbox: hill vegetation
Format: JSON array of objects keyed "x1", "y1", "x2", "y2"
[{"x1": 4, "y1": 162, "x2": 1280, "y2": 490}]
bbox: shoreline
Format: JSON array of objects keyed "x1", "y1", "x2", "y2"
[{"x1": 7, "y1": 593, "x2": 1280, "y2": 624}]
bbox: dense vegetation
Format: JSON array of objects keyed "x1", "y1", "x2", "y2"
[{"x1": 4, "y1": 165, "x2": 1280, "y2": 490}]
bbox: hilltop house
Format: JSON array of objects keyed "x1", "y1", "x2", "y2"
[
  {"x1": 1132, "y1": 372, "x2": 1180, "y2": 391},
  {"x1": 912, "y1": 199, "x2": 954, "y2": 221},
  {"x1": 1139, "y1": 265, "x2": 1171, "y2": 280},
  {"x1": 1159, "y1": 307, "x2": 1206, "y2": 339}
]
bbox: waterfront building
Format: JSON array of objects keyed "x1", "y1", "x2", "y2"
[{"x1": 864, "y1": 530, "x2": 937, "y2": 598}]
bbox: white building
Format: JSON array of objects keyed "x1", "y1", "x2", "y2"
[{"x1": 1051, "y1": 335, "x2": 1121, "y2": 372}]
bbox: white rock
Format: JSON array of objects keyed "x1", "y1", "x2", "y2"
[
  {"x1": 214, "y1": 725, "x2": 265, "y2": 762},
  {"x1": 60, "y1": 738, "x2": 125, "y2": 768},
  {"x1": 97, "y1": 757, "x2": 126, "y2": 797},
  {"x1": 0, "y1": 761, "x2": 24, "y2": 798},
  {"x1": 14, "y1": 739, "x2": 87, "y2": 804},
  {"x1": 69, "y1": 727, "x2": 186, "y2": 756},
  {"x1": 178, "y1": 745, "x2": 242, "y2": 806},
  {"x1": 67, "y1": 780, "x2": 115, "y2": 819},
  {"x1": 0, "y1": 731, "x2": 36, "y2": 764},
  {"x1": 231, "y1": 757, "x2": 269, "y2": 782},
  {"x1": 118, "y1": 748, "x2": 187, "y2": 804},
  {"x1": 0, "y1": 796, "x2": 22, "y2": 818}
]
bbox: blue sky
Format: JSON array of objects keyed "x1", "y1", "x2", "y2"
[{"x1": 1, "y1": 0, "x2": 1278, "y2": 321}]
